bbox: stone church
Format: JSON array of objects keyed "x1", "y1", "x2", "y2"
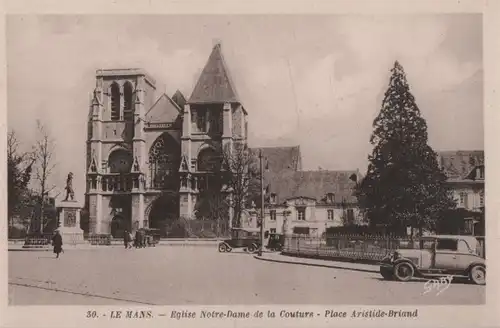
[
  {"x1": 85, "y1": 43, "x2": 362, "y2": 238},
  {"x1": 85, "y1": 43, "x2": 250, "y2": 237}
]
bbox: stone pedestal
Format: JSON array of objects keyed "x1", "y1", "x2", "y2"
[{"x1": 57, "y1": 200, "x2": 85, "y2": 245}]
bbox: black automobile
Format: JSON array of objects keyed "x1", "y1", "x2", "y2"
[
  {"x1": 143, "y1": 228, "x2": 161, "y2": 247},
  {"x1": 218, "y1": 228, "x2": 261, "y2": 253},
  {"x1": 266, "y1": 233, "x2": 284, "y2": 251}
]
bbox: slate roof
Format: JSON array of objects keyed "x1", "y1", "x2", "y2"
[
  {"x1": 172, "y1": 90, "x2": 187, "y2": 109},
  {"x1": 266, "y1": 170, "x2": 359, "y2": 205},
  {"x1": 438, "y1": 150, "x2": 484, "y2": 180},
  {"x1": 249, "y1": 146, "x2": 302, "y2": 173},
  {"x1": 188, "y1": 43, "x2": 240, "y2": 104},
  {"x1": 145, "y1": 93, "x2": 182, "y2": 123}
]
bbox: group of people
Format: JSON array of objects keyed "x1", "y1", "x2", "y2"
[
  {"x1": 123, "y1": 229, "x2": 150, "y2": 249},
  {"x1": 49, "y1": 228, "x2": 152, "y2": 258}
]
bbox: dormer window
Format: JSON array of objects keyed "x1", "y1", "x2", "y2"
[
  {"x1": 270, "y1": 193, "x2": 277, "y2": 204},
  {"x1": 327, "y1": 193, "x2": 335, "y2": 204}
]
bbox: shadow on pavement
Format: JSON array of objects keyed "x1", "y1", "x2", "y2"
[{"x1": 369, "y1": 276, "x2": 473, "y2": 285}]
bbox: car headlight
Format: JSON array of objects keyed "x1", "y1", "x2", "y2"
[{"x1": 392, "y1": 251, "x2": 400, "y2": 260}]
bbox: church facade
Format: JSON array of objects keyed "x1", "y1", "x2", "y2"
[{"x1": 85, "y1": 44, "x2": 249, "y2": 236}]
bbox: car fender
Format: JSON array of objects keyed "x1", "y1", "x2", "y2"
[{"x1": 466, "y1": 262, "x2": 485, "y2": 273}]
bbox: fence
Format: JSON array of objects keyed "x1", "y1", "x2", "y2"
[
  {"x1": 282, "y1": 234, "x2": 486, "y2": 263},
  {"x1": 162, "y1": 218, "x2": 231, "y2": 238}
]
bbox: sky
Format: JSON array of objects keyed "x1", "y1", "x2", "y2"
[{"x1": 6, "y1": 14, "x2": 483, "y2": 199}]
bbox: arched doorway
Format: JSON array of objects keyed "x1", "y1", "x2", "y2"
[
  {"x1": 111, "y1": 215, "x2": 127, "y2": 238},
  {"x1": 148, "y1": 193, "x2": 181, "y2": 237}
]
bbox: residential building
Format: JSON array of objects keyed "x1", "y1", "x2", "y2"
[{"x1": 438, "y1": 150, "x2": 485, "y2": 235}]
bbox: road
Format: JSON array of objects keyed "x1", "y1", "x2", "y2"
[{"x1": 8, "y1": 246, "x2": 485, "y2": 305}]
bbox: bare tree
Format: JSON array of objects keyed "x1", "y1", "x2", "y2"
[
  {"x1": 221, "y1": 143, "x2": 260, "y2": 228},
  {"x1": 32, "y1": 120, "x2": 57, "y2": 234}
]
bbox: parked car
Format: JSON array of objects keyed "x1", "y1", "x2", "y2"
[
  {"x1": 379, "y1": 235, "x2": 485, "y2": 285},
  {"x1": 266, "y1": 233, "x2": 284, "y2": 251},
  {"x1": 144, "y1": 228, "x2": 161, "y2": 247},
  {"x1": 218, "y1": 228, "x2": 261, "y2": 253}
]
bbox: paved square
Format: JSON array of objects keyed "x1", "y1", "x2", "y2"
[{"x1": 9, "y1": 246, "x2": 485, "y2": 305}]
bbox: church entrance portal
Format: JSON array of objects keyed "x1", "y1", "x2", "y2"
[
  {"x1": 111, "y1": 215, "x2": 128, "y2": 238},
  {"x1": 148, "y1": 193, "x2": 182, "y2": 238}
]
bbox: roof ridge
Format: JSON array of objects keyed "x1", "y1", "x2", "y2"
[{"x1": 188, "y1": 43, "x2": 240, "y2": 104}]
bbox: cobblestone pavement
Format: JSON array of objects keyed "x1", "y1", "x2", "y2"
[{"x1": 8, "y1": 246, "x2": 485, "y2": 305}]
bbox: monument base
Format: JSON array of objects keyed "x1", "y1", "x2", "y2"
[{"x1": 57, "y1": 200, "x2": 87, "y2": 246}]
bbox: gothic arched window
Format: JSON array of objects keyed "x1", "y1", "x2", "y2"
[
  {"x1": 149, "y1": 134, "x2": 180, "y2": 190},
  {"x1": 123, "y1": 81, "x2": 134, "y2": 121},
  {"x1": 110, "y1": 82, "x2": 120, "y2": 121},
  {"x1": 197, "y1": 148, "x2": 220, "y2": 172},
  {"x1": 108, "y1": 149, "x2": 133, "y2": 173}
]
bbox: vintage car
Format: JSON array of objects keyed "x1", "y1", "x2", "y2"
[
  {"x1": 266, "y1": 233, "x2": 285, "y2": 251},
  {"x1": 379, "y1": 235, "x2": 485, "y2": 285},
  {"x1": 218, "y1": 228, "x2": 261, "y2": 253},
  {"x1": 144, "y1": 228, "x2": 161, "y2": 247}
]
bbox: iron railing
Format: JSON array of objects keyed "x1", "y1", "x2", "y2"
[{"x1": 282, "y1": 234, "x2": 486, "y2": 262}]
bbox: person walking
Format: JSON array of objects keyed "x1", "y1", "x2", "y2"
[
  {"x1": 123, "y1": 230, "x2": 132, "y2": 249},
  {"x1": 52, "y1": 230, "x2": 63, "y2": 259},
  {"x1": 135, "y1": 229, "x2": 141, "y2": 248}
]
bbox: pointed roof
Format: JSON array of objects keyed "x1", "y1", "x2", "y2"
[
  {"x1": 145, "y1": 93, "x2": 182, "y2": 123},
  {"x1": 172, "y1": 90, "x2": 187, "y2": 109},
  {"x1": 437, "y1": 150, "x2": 484, "y2": 180},
  {"x1": 249, "y1": 146, "x2": 302, "y2": 173},
  {"x1": 189, "y1": 43, "x2": 240, "y2": 104},
  {"x1": 265, "y1": 170, "x2": 359, "y2": 205}
]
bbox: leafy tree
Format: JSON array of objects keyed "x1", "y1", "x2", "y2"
[
  {"x1": 7, "y1": 130, "x2": 34, "y2": 230},
  {"x1": 355, "y1": 61, "x2": 456, "y2": 235}
]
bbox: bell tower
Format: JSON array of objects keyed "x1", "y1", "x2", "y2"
[{"x1": 180, "y1": 43, "x2": 249, "y2": 220}]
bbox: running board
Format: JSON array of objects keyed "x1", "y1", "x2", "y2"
[{"x1": 421, "y1": 273, "x2": 468, "y2": 278}]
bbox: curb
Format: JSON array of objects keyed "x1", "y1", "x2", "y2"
[{"x1": 253, "y1": 255, "x2": 379, "y2": 274}]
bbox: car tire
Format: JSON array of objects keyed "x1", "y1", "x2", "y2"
[
  {"x1": 226, "y1": 246, "x2": 232, "y2": 252},
  {"x1": 380, "y1": 267, "x2": 394, "y2": 280},
  {"x1": 469, "y1": 265, "x2": 486, "y2": 285},
  {"x1": 393, "y1": 262, "x2": 414, "y2": 282},
  {"x1": 218, "y1": 243, "x2": 227, "y2": 253},
  {"x1": 247, "y1": 245, "x2": 256, "y2": 253}
]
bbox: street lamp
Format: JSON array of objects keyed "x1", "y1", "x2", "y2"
[{"x1": 258, "y1": 150, "x2": 265, "y2": 257}]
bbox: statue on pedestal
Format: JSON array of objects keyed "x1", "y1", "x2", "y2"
[{"x1": 64, "y1": 172, "x2": 75, "y2": 201}]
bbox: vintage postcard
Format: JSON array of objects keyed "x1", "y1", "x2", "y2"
[{"x1": 1, "y1": 1, "x2": 499, "y2": 328}]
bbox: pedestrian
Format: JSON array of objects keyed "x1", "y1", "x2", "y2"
[
  {"x1": 123, "y1": 230, "x2": 132, "y2": 249},
  {"x1": 135, "y1": 229, "x2": 141, "y2": 248},
  {"x1": 52, "y1": 230, "x2": 63, "y2": 259}
]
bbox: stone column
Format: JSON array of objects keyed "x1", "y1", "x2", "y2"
[{"x1": 131, "y1": 193, "x2": 145, "y2": 232}]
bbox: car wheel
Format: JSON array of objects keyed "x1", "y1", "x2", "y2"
[
  {"x1": 393, "y1": 262, "x2": 414, "y2": 282},
  {"x1": 226, "y1": 246, "x2": 232, "y2": 252},
  {"x1": 247, "y1": 245, "x2": 256, "y2": 253},
  {"x1": 469, "y1": 265, "x2": 486, "y2": 285},
  {"x1": 380, "y1": 267, "x2": 394, "y2": 280},
  {"x1": 218, "y1": 243, "x2": 227, "y2": 253}
]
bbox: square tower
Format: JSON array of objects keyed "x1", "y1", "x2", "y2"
[
  {"x1": 180, "y1": 43, "x2": 249, "y2": 219},
  {"x1": 86, "y1": 69, "x2": 156, "y2": 236}
]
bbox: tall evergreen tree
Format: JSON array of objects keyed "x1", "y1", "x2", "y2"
[{"x1": 355, "y1": 61, "x2": 456, "y2": 235}]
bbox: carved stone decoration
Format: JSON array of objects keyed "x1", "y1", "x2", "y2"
[
  {"x1": 179, "y1": 155, "x2": 189, "y2": 172},
  {"x1": 89, "y1": 157, "x2": 98, "y2": 173},
  {"x1": 132, "y1": 156, "x2": 140, "y2": 172},
  {"x1": 92, "y1": 86, "x2": 102, "y2": 105},
  {"x1": 64, "y1": 209, "x2": 77, "y2": 227}
]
